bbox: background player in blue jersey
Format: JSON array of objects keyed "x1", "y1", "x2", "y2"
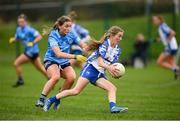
[
  {"x1": 68, "y1": 11, "x2": 91, "y2": 67},
  {"x1": 9, "y1": 14, "x2": 47, "y2": 87},
  {"x1": 36, "y1": 16, "x2": 87, "y2": 108},
  {"x1": 43, "y1": 26, "x2": 128, "y2": 113},
  {"x1": 153, "y1": 15, "x2": 180, "y2": 79}
]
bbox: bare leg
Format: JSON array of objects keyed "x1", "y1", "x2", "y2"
[
  {"x1": 96, "y1": 78, "x2": 117, "y2": 103},
  {"x1": 156, "y1": 53, "x2": 173, "y2": 70},
  {"x1": 32, "y1": 57, "x2": 48, "y2": 79},
  {"x1": 36, "y1": 64, "x2": 60, "y2": 107},
  {"x1": 56, "y1": 77, "x2": 89, "y2": 99},
  {"x1": 168, "y1": 55, "x2": 179, "y2": 69},
  {"x1": 14, "y1": 53, "x2": 30, "y2": 78},
  {"x1": 168, "y1": 55, "x2": 180, "y2": 79},
  {"x1": 42, "y1": 65, "x2": 60, "y2": 96},
  {"x1": 96, "y1": 78, "x2": 128, "y2": 113},
  {"x1": 60, "y1": 66, "x2": 76, "y2": 91}
]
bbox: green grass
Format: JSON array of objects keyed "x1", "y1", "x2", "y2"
[
  {"x1": 0, "y1": 14, "x2": 180, "y2": 120},
  {"x1": 0, "y1": 60, "x2": 180, "y2": 120}
]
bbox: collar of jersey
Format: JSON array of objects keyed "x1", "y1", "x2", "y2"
[
  {"x1": 55, "y1": 29, "x2": 63, "y2": 39},
  {"x1": 19, "y1": 25, "x2": 28, "y2": 30},
  {"x1": 107, "y1": 39, "x2": 118, "y2": 48}
]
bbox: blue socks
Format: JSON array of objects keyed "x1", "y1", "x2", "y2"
[
  {"x1": 172, "y1": 68, "x2": 177, "y2": 72},
  {"x1": 109, "y1": 102, "x2": 116, "y2": 110},
  {"x1": 49, "y1": 96, "x2": 59, "y2": 103}
]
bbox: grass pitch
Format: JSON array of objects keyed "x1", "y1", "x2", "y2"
[{"x1": 0, "y1": 61, "x2": 180, "y2": 120}]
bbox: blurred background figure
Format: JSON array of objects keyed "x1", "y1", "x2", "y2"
[
  {"x1": 153, "y1": 15, "x2": 180, "y2": 79},
  {"x1": 9, "y1": 14, "x2": 47, "y2": 87},
  {"x1": 131, "y1": 33, "x2": 149, "y2": 68},
  {"x1": 68, "y1": 11, "x2": 91, "y2": 68}
]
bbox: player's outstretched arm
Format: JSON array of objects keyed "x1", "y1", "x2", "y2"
[{"x1": 52, "y1": 46, "x2": 87, "y2": 62}]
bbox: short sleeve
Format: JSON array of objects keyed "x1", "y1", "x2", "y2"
[
  {"x1": 48, "y1": 36, "x2": 58, "y2": 48},
  {"x1": 29, "y1": 27, "x2": 40, "y2": 37},
  {"x1": 98, "y1": 41, "x2": 108, "y2": 58},
  {"x1": 160, "y1": 23, "x2": 171, "y2": 35}
]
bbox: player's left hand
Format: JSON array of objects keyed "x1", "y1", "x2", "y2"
[{"x1": 27, "y1": 42, "x2": 34, "y2": 47}]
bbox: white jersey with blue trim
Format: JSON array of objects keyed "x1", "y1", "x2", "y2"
[
  {"x1": 15, "y1": 25, "x2": 40, "y2": 54},
  {"x1": 44, "y1": 29, "x2": 81, "y2": 65},
  {"x1": 158, "y1": 23, "x2": 178, "y2": 50},
  {"x1": 72, "y1": 24, "x2": 89, "y2": 39},
  {"x1": 87, "y1": 39, "x2": 121, "y2": 73},
  {"x1": 71, "y1": 24, "x2": 90, "y2": 52}
]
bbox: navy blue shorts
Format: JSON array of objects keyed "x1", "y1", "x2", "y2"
[
  {"x1": 24, "y1": 52, "x2": 39, "y2": 61},
  {"x1": 44, "y1": 60, "x2": 71, "y2": 71},
  {"x1": 80, "y1": 63, "x2": 107, "y2": 85},
  {"x1": 164, "y1": 49, "x2": 177, "y2": 56}
]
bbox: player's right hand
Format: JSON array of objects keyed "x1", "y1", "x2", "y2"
[
  {"x1": 27, "y1": 42, "x2": 34, "y2": 47},
  {"x1": 107, "y1": 64, "x2": 118, "y2": 76},
  {"x1": 9, "y1": 37, "x2": 15, "y2": 44},
  {"x1": 75, "y1": 55, "x2": 87, "y2": 63}
]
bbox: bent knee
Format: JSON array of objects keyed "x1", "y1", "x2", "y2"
[
  {"x1": 50, "y1": 74, "x2": 60, "y2": 83},
  {"x1": 66, "y1": 75, "x2": 76, "y2": 84},
  {"x1": 156, "y1": 60, "x2": 162, "y2": 65},
  {"x1": 14, "y1": 61, "x2": 19, "y2": 67},
  {"x1": 108, "y1": 85, "x2": 117, "y2": 92},
  {"x1": 72, "y1": 88, "x2": 81, "y2": 95}
]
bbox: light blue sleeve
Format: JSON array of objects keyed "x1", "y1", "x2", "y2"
[
  {"x1": 98, "y1": 40, "x2": 108, "y2": 58},
  {"x1": 48, "y1": 36, "x2": 59, "y2": 48}
]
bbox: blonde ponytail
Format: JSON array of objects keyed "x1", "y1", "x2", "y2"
[
  {"x1": 86, "y1": 33, "x2": 108, "y2": 51},
  {"x1": 86, "y1": 26, "x2": 124, "y2": 51}
]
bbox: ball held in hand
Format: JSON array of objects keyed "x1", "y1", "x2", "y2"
[{"x1": 111, "y1": 63, "x2": 125, "y2": 78}]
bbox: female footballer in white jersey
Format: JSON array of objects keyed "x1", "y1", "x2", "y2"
[
  {"x1": 43, "y1": 26, "x2": 128, "y2": 113},
  {"x1": 153, "y1": 15, "x2": 179, "y2": 79}
]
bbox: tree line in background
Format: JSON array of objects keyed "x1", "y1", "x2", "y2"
[{"x1": 0, "y1": 0, "x2": 175, "y2": 22}]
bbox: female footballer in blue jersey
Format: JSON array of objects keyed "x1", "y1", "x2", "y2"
[
  {"x1": 9, "y1": 14, "x2": 47, "y2": 87},
  {"x1": 43, "y1": 26, "x2": 128, "y2": 113},
  {"x1": 68, "y1": 11, "x2": 91, "y2": 67},
  {"x1": 153, "y1": 15, "x2": 180, "y2": 79},
  {"x1": 36, "y1": 16, "x2": 87, "y2": 108}
]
